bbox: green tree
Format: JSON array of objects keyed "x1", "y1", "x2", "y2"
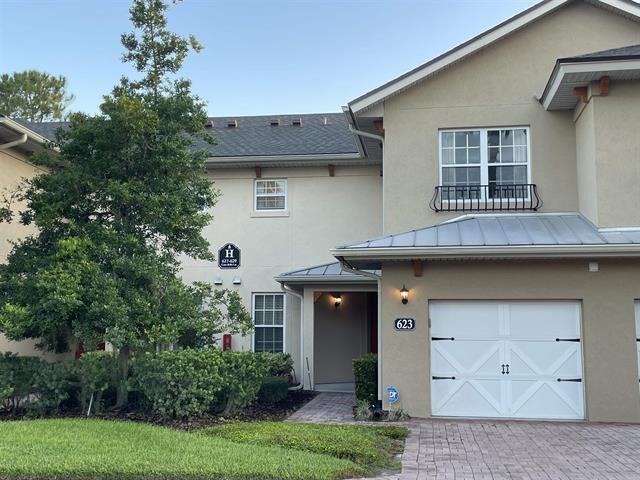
[
  {"x1": 0, "y1": 0, "x2": 251, "y2": 407},
  {"x1": 0, "y1": 70, "x2": 74, "y2": 121}
]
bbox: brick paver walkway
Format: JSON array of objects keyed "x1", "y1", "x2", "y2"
[{"x1": 288, "y1": 394, "x2": 640, "y2": 479}]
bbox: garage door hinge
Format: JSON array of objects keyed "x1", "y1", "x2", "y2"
[
  {"x1": 432, "y1": 376, "x2": 456, "y2": 380},
  {"x1": 557, "y1": 378, "x2": 582, "y2": 382},
  {"x1": 431, "y1": 336, "x2": 455, "y2": 341},
  {"x1": 555, "y1": 338, "x2": 580, "y2": 342}
]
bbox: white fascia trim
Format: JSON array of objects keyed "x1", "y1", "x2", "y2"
[
  {"x1": 542, "y1": 59, "x2": 640, "y2": 110},
  {"x1": 205, "y1": 152, "x2": 363, "y2": 167},
  {"x1": 331, "y1": 243, "x2": 640, "y2": 260},
  {"x1": 349, "y1": 0, "x2": 640, "y2": 114}
]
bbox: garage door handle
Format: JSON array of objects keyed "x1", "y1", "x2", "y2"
[
  {"x1": 557, "y1": 378, "x2": 582, "y2": 382},
  {"x1": 556, "y1": 338, "x2": 580, "y2": 342},
  {"x1": 432, "y1": 337, "x2": 455, "y2": 341},
  {"x1": 432, "y1": 376, "x2": 456, "y2": 380}
]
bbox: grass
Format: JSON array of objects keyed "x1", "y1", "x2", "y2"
[
  {"x1": 0, "y1": 419, "x2": 407, "y2": 480},
  {"x1": 205, "y1": 422, "x2": 408, "y2": 473}
]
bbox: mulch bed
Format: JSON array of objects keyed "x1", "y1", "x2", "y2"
[{"x1": 0, "y1": 390, "x2": 317, "y2": 431}]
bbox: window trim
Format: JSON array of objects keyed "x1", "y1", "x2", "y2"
[
  {"x1": 438, "y1": 127, "x2": 532, "y2": 201},
  {"x1": 254, "y1": 178, "x2": 288, "y2": 212},
  {"x1": 251, "y1": 292, "x2": 286, "y2": 353}
]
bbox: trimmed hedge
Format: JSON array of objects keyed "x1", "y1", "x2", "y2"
[
  {"x1": 258, "y1": 376, "x2": 289, "y2": 403},
  {"x1": 256, "y1": 352, "x2": 294, "y2": 377},
  {"x1": 353, "y1": 354, "x2": 377, "y2": 405},
  {"x1": 132, "y1": 349, "x2": 268, "y2": 418}
]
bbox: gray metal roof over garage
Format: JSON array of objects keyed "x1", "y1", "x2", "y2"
[{"x1": 337, "y1": 213, "x2": 640, "y2": 249}]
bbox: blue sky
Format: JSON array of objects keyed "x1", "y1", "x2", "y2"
[{"x1": 0, "y1": 0, "x2": 538, "y2": 117}]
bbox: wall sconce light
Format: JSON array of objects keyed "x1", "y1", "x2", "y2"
[
  {"x1": 400, "y1": 285, "x2": 409, "y2": 305},
  {"x1": 332, "y1": 293, "x2": 342, "y2": 309}
]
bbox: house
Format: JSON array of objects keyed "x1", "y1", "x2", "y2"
[{"x1": 3, "y1": 0, "x2": 640, "y2": 423}]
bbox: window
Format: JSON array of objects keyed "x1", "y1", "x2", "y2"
[
  {"x1": 253, "y1": 293, "x2": 285, "y2": 353},
  {"x1": 440, "y1": 127, "x2": 530, "y2": 199},
  {"x1": 255, "y1": 179, "x2": 287, "y2": 211}
]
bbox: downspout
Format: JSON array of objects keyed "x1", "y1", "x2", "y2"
[
  {"x1": 348, "y1": 124, "x2": 384, "y2": 144},
  {"x1": 337, "y1": 256, "x2": 383, "y2": 404},
  {"x1": 281, "y1": 284, "x2": 305, "y2": 389},
  {"x1": 0, "y1": 133, "x2": 27, "y2": 150}
]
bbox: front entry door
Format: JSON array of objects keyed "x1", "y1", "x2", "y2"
[{"x1": 430, "y1": 301, "x2": 584, "y2": 420}]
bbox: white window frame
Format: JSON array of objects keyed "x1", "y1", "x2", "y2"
[
  {"x1": 438, "y1": 127, "x2": 532, "y2": 201},
  {"x1": 254, "y1": 179, "x2": 288, "y2": 212},
  {"x1": 252, "y1": 292, "x2": 286, "y2": 353}
]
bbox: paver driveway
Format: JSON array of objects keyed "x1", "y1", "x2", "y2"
[{"x1": 289, "y1": 393, "x2": 640, "y2": 479}]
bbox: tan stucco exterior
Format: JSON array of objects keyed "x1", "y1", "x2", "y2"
[
  {"x1": 180, "y1": 165, "x2": 382, "y2": 379},
  {"x1": 379, "y1": 259, "x2": 640, "y2": 422},
  {"x1": 381, "y1": 1, "x2": 640, "y2": 234},
  {"x1": 575, "y1": 81, "x2": 640, "y2": 227}
]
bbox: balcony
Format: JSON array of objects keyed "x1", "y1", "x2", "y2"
[{"x1": 429, "y1": 184, "x2": 543, "y2": 212}]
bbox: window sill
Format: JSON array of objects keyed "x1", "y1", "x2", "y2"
[{"x1": 250, "y1": 210, "x2": 290, "y2": 218}]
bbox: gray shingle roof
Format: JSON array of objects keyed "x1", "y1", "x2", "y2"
[
  {"x1": 561, "y1": 44, "x2": 640, "y2": 62},
  {"x1": 275, "y1": 262, "x2": 379, "y2": 283},
  {"x1": 16, "y1": 113, "x2": 359, "y2": 158},
  {"x1": 339, "y1": 214, "x2": 640, "y2": 249}
]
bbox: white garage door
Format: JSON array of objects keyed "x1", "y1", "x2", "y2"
[
  {"x1": 635, "y1": 301, "x2": 640, "y2": 383},
  {"x1": 430, "y1": 301, "x2": 584, "y2": 420}
]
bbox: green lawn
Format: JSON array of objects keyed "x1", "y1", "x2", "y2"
[{"x1": 0, "y1": 419, "x2": 407, "y2": 480}]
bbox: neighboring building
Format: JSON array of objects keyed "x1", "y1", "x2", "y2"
[{"x1": 5, "y1": 0, "x2": 640, "y2": 423}]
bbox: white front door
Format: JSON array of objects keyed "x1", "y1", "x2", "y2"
[{"x1": 430, "y1": 301, "x2": 584, "y2": 420}]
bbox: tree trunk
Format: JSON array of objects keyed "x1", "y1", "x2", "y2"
[{"x1": 115, "y1": 346, "x2": 130, "y2": 409}]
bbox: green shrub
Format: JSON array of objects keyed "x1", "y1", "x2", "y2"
[
  {"x1": 353, "y1": 354, "x2": 377, "y2": 405},
  {"x1": 74, "y1": 351, "x2": 118, "y2": 415},
  {"x1": 217, "y1": 351, "x2": 267, "y2": 414},
  {"x1": 0, "y1": 352, "x2": 72, "y2": 416},
  {"x1": 258, "y1": 376, "x2": 289, "y2": 403},
  {"x1": 132, "y1": 349, "x2": 225, "y2": 418},
  {"x1": 256, "y1": 352, "x2": 294, "y2": 377}
]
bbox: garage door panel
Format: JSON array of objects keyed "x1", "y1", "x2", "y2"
[
  {"x1": 432, "y1": 340, "x2": 501, "y2": 374},
  {"x1": 430, "y1": 300, "x2": 584, "y2": 420},
  {"x1": 509, "y1": 342, "x2": 582, "y2": 377},
  {"x1": 507, "y1": 302, "x2": 580, "y2": 339},
  {"x1": 511, "y1": 380, "x2": 583, "y2": 419},
  {"x1": 432, "y1": 379, "x2": 503, "y2": 417},
  {"x1": 430, "y1": 301, "x2": 501, "y2": 338}
]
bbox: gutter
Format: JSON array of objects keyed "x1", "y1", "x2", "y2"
[
  {"x1": 205, "y1": 152, "x2": 366, "y2": 167},
  {"x1": 274, "y1": 275, "x2": 377, "y2": 285},
  {"x1": 336, "y1": 256, "x2": 383, "y2": 403},
  {"x1": 348, "y1": 124, "x2": 384, "y2": 145},
  {"x1": 0, "y1": 117, "x2": 50, "y2": 145},
  {"x1": 331, "y1": 243, "x2": 640, "y2": 260}
]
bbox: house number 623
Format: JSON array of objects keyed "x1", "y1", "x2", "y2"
[{"x1": 394, "y1": 317, "x2": 415, "y2": 330}]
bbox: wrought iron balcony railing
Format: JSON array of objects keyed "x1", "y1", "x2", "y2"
[{"x1": 429, "y1": 184, "x2": 542, "y2": 212}]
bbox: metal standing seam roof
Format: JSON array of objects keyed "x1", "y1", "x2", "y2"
[
  {"x1": 560, "y1": 44, "x2": 640, "y2": 62},
  {"x1": 275, "y1": 262, "x2": 379, "y2": 284},
  {"x1": 16, "y1": 113, "x2": 360, "y2": 159},
  {"x1": 337, "y1": 214, "x2": 640, "y2": 250}
]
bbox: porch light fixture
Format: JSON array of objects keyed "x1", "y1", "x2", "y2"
[
  {"x1": 332, "y1": 293, "x2": 342, "y2": 309},
  {"x1": 400, "y1": 285, "x2": 409, "y2": 305}
]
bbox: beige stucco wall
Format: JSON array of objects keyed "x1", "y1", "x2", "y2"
[
  {"x1": 575, "y1": 100, "x2": 598, "y2": 224},
  {"x1": 380, "y1": 259, "x2": 640, "y2": 423},
  {"x1": 180, "y1": 165, "x2": 382, "y2": 379},
  {"x1": 381, "y1": 1, "x2": 640, "y2": 234},
  {"x1": 589, "y1": 81, "x2": 640, "y2": 227},
  {"x1": 314, "y1": 291, "x2": 370, "y2": 384},
  {"x1": 0, "y1": 148, "x2": 63, "y2": 360}
]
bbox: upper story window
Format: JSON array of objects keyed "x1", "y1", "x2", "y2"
[
  {"x1": 439, "y1": 127, "x2": 530, "y2": 200},
  {"x1": 254, "y1": 179, "x2": 287, "y2": 211}
]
